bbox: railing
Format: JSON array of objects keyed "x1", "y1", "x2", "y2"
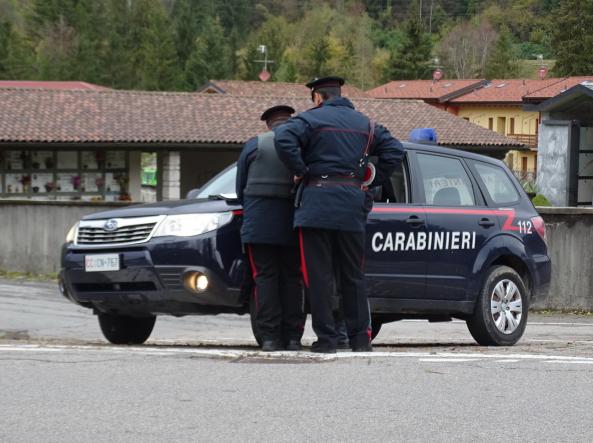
[{"x1": 508, "y1": 133, "x2": 538, "y2": 148}]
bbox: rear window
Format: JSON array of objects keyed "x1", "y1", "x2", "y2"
[{"x1": 473, "y1": 161, "x2": 519, "y2": 204}]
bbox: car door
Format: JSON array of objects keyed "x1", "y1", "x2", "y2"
[
  {"x1": 415, "y1": 151, "x2": 500, "y2": 301},
  {"x1": 365, "y1": 154, "x2": 428, "y2": 300}
]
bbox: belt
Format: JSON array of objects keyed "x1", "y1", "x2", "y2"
[{"x1": 307, "y1": 175, "x2": 362, "y2": 188}]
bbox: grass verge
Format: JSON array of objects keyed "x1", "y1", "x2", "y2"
[{"x1": 0, "y1": 269, "x2": 58, "y2": 282}]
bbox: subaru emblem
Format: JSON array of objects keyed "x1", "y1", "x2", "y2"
[{"x1": 104, "y1": 219, "x2": 118, "y2": 232}]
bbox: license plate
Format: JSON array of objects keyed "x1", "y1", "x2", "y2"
[{"x1": 85, "y1": 254, "x2": 120, "y2": 272}]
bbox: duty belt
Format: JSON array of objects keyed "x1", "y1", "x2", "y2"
[{"x1": 307, "y1": 175, "x2": 363, "y2": 188}]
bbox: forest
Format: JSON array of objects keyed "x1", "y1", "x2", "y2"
[{"x1": 0, "y1": 0, "x2": 591, "y2": 91}]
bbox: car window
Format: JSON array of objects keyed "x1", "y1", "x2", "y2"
[
  {"x1": 196, "y1": 165, "x2": 237, "y2": 199},
  {"x1": 369, "y1": 157, "x2": 409, "y2": 204},
  {"x1": 473, "y1": 161, "x2": 519, "y2": 204},
  {"x1": 416, "y1": 153, "x2": 475, "y2": 206}
]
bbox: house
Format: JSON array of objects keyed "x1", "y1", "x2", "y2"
[
  {"x1": 0, "y1": 87, "x2": 522, "y2": 203},
  {"x1": 198, "y1": 79, "x2": 369, "y2": 98},
  {"x1": 366, "y1": 79, "x2": 487, "y2": 112},
  {"x1": 0, "y1": 80, "x2": 110, "y2": 90}
]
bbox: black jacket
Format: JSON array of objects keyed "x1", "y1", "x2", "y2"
[{"x1": 274, "y1": 97, "x2": 404, "y2": 232}]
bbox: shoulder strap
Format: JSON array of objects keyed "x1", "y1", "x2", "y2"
[{"x1": 363, "y1": 119, "x2": 375, "y2": 157}]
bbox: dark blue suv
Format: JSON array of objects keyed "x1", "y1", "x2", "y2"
[{"x1": 59, "y1": 142, "x2": 551, "y2": 347}]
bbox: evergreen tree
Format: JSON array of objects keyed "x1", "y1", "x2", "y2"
[
  {"x1": 171, "y1": 0, "x2": 208, "y2": 68},
  {"x1": 552, "y1": 0, "x2": 593, "y2": 76},
  {"x1": 387, "y1": 5, "x2": 432, "y2": 80},
  {"x1": 183, "y1": 17, "x2": 231, "y2": 89},
  {"x1": 130, "y1": 0, "x2": 179, "y2": 90},
  {"x1": 486, "y1": 26, "x2": 519, "y2": 79},
  {"x1": 0, "y1": 20, "x2": 34, "y2": 79},
  {"x1": 72, "y1": 0, "x2": 110, "y2": 84}
]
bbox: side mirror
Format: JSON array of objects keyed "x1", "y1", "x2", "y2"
[{"x1": 185, "y1": 188, "x2": 200, "y2": 199}]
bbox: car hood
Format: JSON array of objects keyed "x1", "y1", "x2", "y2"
[{"x1": 82, "y1": 198, "x2": 240, "y2": 220}]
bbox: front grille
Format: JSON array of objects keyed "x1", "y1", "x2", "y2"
[
  {"x1": 75, "y1": 216, "x2": 164, "y2": 246},
  {"x1": 77, "y1": 223, "x2": 156, "y2": 245}
]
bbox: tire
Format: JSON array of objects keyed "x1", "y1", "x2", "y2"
[
  {"x1": 370, "y1": 317, "x2": 382, "y2": 341},
  {"x1": 249, "y1": 295, "x2": 262, "y2": 347},
  {"x1": 466, "y1": 265, "x2": 528, "y2": 346},
  {"x1": 98, "y1": 313, "x2": 156, "y2": 345}
]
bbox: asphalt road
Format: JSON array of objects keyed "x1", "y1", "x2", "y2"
[{"x1": 1, "y1": 278, "x2": 593, "y2": 442}]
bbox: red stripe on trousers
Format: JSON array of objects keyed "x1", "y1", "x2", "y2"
[
  {"x1": 246, "y1": 245, "x2": 259, "y2": 309},
  {"x1": 298, "y1": 228, "x2": 310, "y2": 288}
]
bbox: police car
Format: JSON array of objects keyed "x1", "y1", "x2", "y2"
[{"x1": 59, "y1": 142, "x2": 551, "y2": 347}]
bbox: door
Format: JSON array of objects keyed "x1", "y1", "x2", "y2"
[
  {"x1": 415, "y1": 152, "x2": 499, "y2": 301},
  {"x1": 365, "y1": 157, "x2": 427, "y2": 299}
]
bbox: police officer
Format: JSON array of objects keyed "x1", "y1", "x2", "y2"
[
  {"x1": 274, "y1": 77, "x2": 404, "y2": 353},
  {"x1": 236, "y1": 105, "x2": 305, "y2": 352}
]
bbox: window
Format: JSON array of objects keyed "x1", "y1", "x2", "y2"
[
  {"x1": 488, "y1": 118, "x2": 494, "y2": 130},
  {"x1": 521, "y1": 157, "x2": 528, "y2": 172},
  {"x1": 510, "y1": 118, "x2": 515, "y2": 134},
  {"x1": 368, "y1": 156, "x2": 408, "y2": 204},
  {"x1": 0, "y1": 150, "x2": 129, "y2": 201},
  {"x1": 473, "y1": 161, "x2": 519, "y2": 204},
  {"x1": 416, "y1": 153, "x2": 475, "y2": 206}
]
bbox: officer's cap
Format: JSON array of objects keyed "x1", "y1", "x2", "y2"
[
  {"x1": 260, "y1": 105, "x2": 295, "y2": 122},
  {"x1": 305, "y1": 76, "x2": 345, "y2": 91}
]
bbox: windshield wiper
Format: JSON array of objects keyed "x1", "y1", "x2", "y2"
[{"x1": 208, "y1": 194, "x2": 240, "y2": 204}]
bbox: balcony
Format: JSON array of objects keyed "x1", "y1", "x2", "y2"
[{"x1": 508, "y1": 133, "x2": 538, "y2": 149}]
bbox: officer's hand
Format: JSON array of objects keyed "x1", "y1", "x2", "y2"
[{"x1": 293, "y1": 175, "x2": 303, "y2": 184}]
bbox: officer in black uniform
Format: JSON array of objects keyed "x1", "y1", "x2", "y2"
[
  {"x1": 236, "y1": 105, "x2": 305, "y2": 352},
  {"x1": 274, "y1": 77, "x2": 404, "y2": 353}
]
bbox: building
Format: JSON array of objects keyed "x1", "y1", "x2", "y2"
[
  {"x1": 529, "y1": 82, "x2": 593, "y2": 206},
  {"x1": 369, "y1": 77, "x2": 593, "y2": 186},
  {"x1": 198, "y1": 79, "x2": 369, "y2": 98},
  {"x1": 0, "y1": 87, "x2": 522, "y2": 203},
  {"x1": 0, "y1": 80, "x2": 110, "y2": 90},
  {"x1": 366, "y1": 79, "x2": 487, "y2": 111}
]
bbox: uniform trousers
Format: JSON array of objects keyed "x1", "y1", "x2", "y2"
[
  {"x1": 247, "y1": 244, "x2": 304, "y2": 342},
  {"x1": 299, "y1": 228, "x2": 371, "y2": 348}
]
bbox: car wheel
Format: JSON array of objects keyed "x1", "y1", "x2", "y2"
[
  {"x1": 249, "y1": 295, "x2": 262, "y2": 347},
  {"x1": 371, "y1": 317, "x2": 382, "y2": 341},
  {"x1": 466, "y1": 265, "x2": 528, "y2": 346},
  {"x1": 98, "y1": 313, "x2": 156, "y2": 345}
]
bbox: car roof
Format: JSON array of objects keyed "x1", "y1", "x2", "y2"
[{"x1": 401, "y1": 141, "x2": 505, "y2": 167}]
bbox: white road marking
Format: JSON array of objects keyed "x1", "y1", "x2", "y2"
[{"x1": 1, "y1": 344, "x2": 593, "y2": 366}]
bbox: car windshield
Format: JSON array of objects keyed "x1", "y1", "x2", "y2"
[{"x1": 196, "y1": 164, "x2": 237, "y2": 199}]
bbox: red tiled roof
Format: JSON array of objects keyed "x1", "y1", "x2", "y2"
[
  {"x1": 523, "y1": 77, "x2": 593, "y2": 102},
  {"x1": 450, "y1": 78, "x2": 566, "y2": 104},
  {"x1": 199, "y1": 79, "x2": 369, "y2": 98},
  {"x1": 367, "y1": 79, "x2": 487, "y2": 101},
  {"x1": 0, "y1": 81, "x2": 110, "y2": 90},
  {"x1": 0, "y1": 88, "x2": 521, "y2": 149}
]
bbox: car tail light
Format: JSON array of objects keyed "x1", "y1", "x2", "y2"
[{"x1": 531, "y1": 216, "x2": 546, "y2": 244}]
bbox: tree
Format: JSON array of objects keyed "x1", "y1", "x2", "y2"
[
  {"x1": 485, "y1": 26, "x2": 519, "y2": 79},
  {"x1": 130, "y1": 0, "x2": 180, "y2": 90},
  {"x1": 552, "y1": 0, "x2": 593, "y2": 76},
  {"x1": 437, "y1": 19, "x2": 497, "y2": 79},
  {"x1": 183, "y1": 17, "x2": 231, "y2": 89},
  {"x1": 35, "y1": 16, "x2": 78, "y2": 80},
  {"x1": 387, "y1": 7, "x2": 433, "y2": 80},
  {"x1": 0, "y1": 20, "x2": 34, "y2": 79}
]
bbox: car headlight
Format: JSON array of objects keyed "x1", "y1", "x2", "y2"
[
  {"x1": 153, "y1": 212, "x2": 233, "y2": 238},
  {"x1": 66, "y1": 222, "x2": 79, "y2": 243}
]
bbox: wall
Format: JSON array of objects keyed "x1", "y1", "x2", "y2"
[
  {"x1": 457, "y1": 104, "x2": 539, "y2": 173},
  {"x1": 0, "y1": 200, "x2": 129, "y2": 274},
  {"x1": 536, "y1": 207, "x2": 593, "y2": 310}
]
